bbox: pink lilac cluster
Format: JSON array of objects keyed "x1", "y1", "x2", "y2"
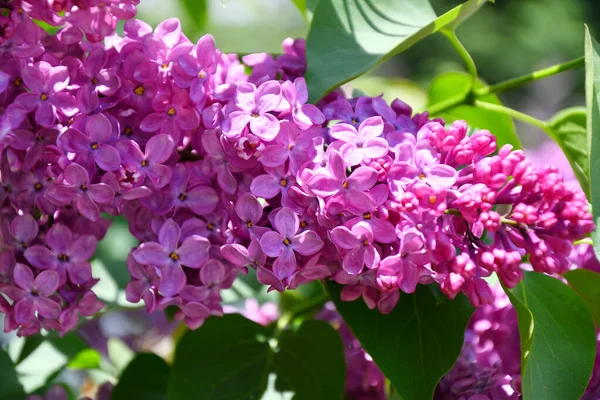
[{"x1": 0, "y1": 1, "x2": 594, "y2": 337}]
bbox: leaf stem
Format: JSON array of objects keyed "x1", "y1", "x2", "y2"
[
  {"x1": 442, "y1": 29, "x2": 478, "y2": 89},
  {"x1": 474, "y1": 56, "x2": 585, "y2": 97},
  {"x1": 472, "y1": 100, "x2": 548, "y2": 131},
  {"x1": 427, "y1": 56, "x2": 585, "y2": 114}
]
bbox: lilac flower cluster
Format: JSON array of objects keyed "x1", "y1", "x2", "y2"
[{"x1": 0, "y1": 0, "x2": 594, "y2": 337}]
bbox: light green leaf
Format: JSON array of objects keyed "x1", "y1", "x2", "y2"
[
  {"x1": 273, "y1": 321, "x2": 345, "y2": 400},
  {"x1": 504, "y1": 271, "x2": 596, "y2": 400},
  {"x1": 327, "y1": 282, "x2": 474, "y2": 400},
  {"x1": 291, "y1": 0, "x2": 319, "y2": 22},
  {"x1": 564, "y1": 268, "x2": 600, "y2": 326},
  {"x1": 428, "y1": 71, "x2": 521, "y2": 148},
  {"x1": 67, "y1": 349, "x2": 101, "y2": 370},
  {"x1": 112, "y1": 353, "x2": 170, "y2": 400},
  {"x1": 585, "y1": 26, "x2": 600, "y2": 258},
  {"x1": 546, "y1": 107, "x2": 589, "y2": 197},
  {"x1": 305, "y1": 0, "x2": 487, "y2": 102},
  {"x1": 0, "y1": 348, "x2": 25, "y2": 400}
]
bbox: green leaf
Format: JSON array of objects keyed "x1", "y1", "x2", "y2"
[
  {"x1": 546, "y1": 107, "x2": 589, "y2": 197},
  {"x1": 305, "y1": 0, "x2": 487, "y2": 102},
  {"x1": 67, "y1": 348, "x2": 101, "y2": 370},
  {"x1": 180, "y1": 0, "x2": 208, "y2": 33},
  {"x1": 0, "y1": 348, "x2": 25, "y2": 400},
  {"x1": 327, "y1": 282, "x2": 474, "y2": 399},
  {"x1": 428, "y1": 71, "x2": 521, "y2": 148},
  {"x1": 564, "y1": 268, "x2": 600, "y2": 326},
  {"x1": 273, "y1": 321, "x2": 345, "y2": 400},
  {"x1": 112, "y1": 353, "x2": 170, "y2": 400},
  {"x1": 169, "y1": 314, "x2": 346, "y2": 400},
  {"x1": 168, "y1": 314, "x2": 272, "y2": 400},
  {"x1": 291, "y1": 0, "x2": 319, "y2": 22},
  {"x1": 504, "y1": 271, "x2": 596, "y2": 400},
  {"x1": 585, "y1": 26, "x2": 600, "y2": 258}
]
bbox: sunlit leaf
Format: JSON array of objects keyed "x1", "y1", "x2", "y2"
[
  {"x1": 504, "y1": 272, "x2": 596, "y2": 400},
  {"x1": 327, "y1": 282, "x2": 474, "y2": 399},
  {"x1": 305, "y1": 0, "x2": 487, "y2": 102}
]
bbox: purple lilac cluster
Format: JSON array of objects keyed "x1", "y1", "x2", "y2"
[{"x1": 0, "y1": 0, "x2": 594, "y2": 337}]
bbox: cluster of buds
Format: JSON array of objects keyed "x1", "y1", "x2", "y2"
[{"x1": 0, "y1": 0, "x2": 593, "y2": 337}]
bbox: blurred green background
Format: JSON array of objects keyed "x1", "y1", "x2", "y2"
[{"x1": 136, "y1": 0, "x2": 600, "y2": 148}]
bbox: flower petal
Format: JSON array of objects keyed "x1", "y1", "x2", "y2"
[
  {"x1": 159, "y1": 263, "x2": 186, "y2": 297},
  {"x1": 291, "y1": 230, "x2": 323, "y2": 256}
]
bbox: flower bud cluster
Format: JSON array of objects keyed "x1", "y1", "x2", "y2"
[{"x1": 0, "y1": 1, "x2": 593, "y2": 336}]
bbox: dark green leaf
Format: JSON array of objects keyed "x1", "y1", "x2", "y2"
[
  {"x1": 585, "y1": 26, "x2": 600, "y2": 258},
  {"x1": 67, "y1": 348, "x2": 101, "y2": 370},
  {"x1": 16, "y1": 334, "x2": 45, "y2": 365},
  {"x1": 273, "y1": 320, "x2": 345, "y2": 400},
  {"x1": 305, "y1": 0, "x2": 487, "y2": 102},
  {"x1": 546, "y1": 107, "x2": 589, "y2": 197},
  {"x1": 0, "y1": 348, "x2": 25, "y2": 400},
  {"x1": 168, "y1": 314, "x2": 272, "y2": 400},
  {"x1": 504, "y1": 271, "x2": 596, "y2": 400},
  {"x1": 181, "y1": 0, "x2": 208, "y2": 33},
  {"x1": 48, "y1": 332, "x2": 87, "y2": 359},
  {"x1": 327, "y1": 282, "x2": 474, "y2": 399},
  {"x1": 112, "y1": 353, "x2": 170, "y2": 400},
  {"x1": 291, "y1": 0, "x2": 319, "y2": 21},
  {"x1": 428, "y1": 71, "x2": 521, "y2": 148},
  {"x1": 564, "y1": 268, "x2": 600, "y2": 326}
]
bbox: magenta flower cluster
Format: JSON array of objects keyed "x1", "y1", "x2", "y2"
[{"x1": 0, "y1": 0, "x2": 593, "y2": 336}]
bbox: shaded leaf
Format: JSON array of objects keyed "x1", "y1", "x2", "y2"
[
  {"x1": 112, "y1": 353, "x2": 170, "y2": 400},
  {"x1": 428, "y1": 71, "x2": 521, "y2": 148},
  {"x1": 273, "y1": 320, "x2": 345, "y2": 400},
  {"x1": 504, "y1": 271, "x2": 596, "y2": 400},
  {"x1": 0, "y1": 349, "x2": 25, "y2": 400},
  {"x1": 564, "y1": 268, "x2": 600, "y2": 326},
  {"x1": 168, "y1": 315, "x2": 272, "y2": 400},
  {"x1": 327, "y1": 282, "x2": 474, "y2": 399},
  {"x1": 305, "y1": 0, "x2": 487, "y2": 102}
]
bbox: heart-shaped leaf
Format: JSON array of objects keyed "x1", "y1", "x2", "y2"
[
  {"x1": 305, "y1": 0, "x2": 487, "y2": 102},
  {"x1": 113, "y1": 353, "x2": 170, "y2": 400},
  {"x1": 584, "y1": 26, "x2": 600, "y2": 258},
  {"x1": 504, "y1": 271, "x2": 596, "y2": 400},
  {"x1": 428, "y1": 71, "x2": 521, "y2": 148},
  {"x1": 327, "y1": 282, "x2": 474, "y2": 399},
  {"x1": 273, "y1": 320, "x2": 345, "y2": 400},
  {"x1": 0, "y1": 348, "x2": 25, "y2": 400},
  {"x1": 564, "y1": 268, "x2": 600, "y2": 326}
]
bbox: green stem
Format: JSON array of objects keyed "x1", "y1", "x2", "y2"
[
  {"x1": 427, "y1": 93, "x2": 468, "y2": 116},
  {"x1": 472, "y1": 100, "x2": 548, "y2": 131},
  {"x1": 474, "y1": 56, "x2": 584, "y2": 97},
  {"x1": 426, "y1": 56, "x2": 585, "y2": 115},
  {"x1": 442, "y1": 29, "x2": 478, "y2": 89}
]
